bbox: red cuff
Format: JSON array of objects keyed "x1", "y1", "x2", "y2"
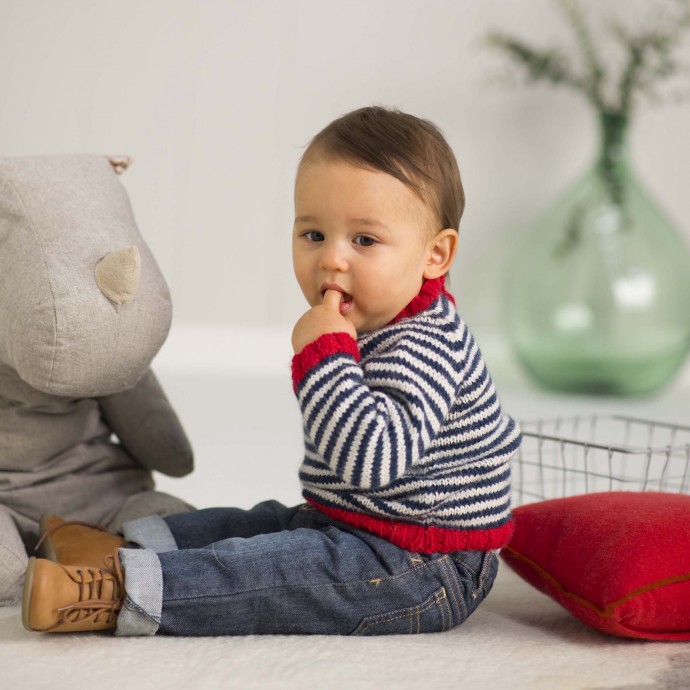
[
  {"x1": 390, "y1": 276, "x2": 454, "y2": 324},
  {"x1": 291, "y1": 332, "x2": 360, "y2": 391}
]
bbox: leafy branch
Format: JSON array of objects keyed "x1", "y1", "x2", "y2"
[{"x1": 485, "y1": 0, "x2": 690, "y2": 117}]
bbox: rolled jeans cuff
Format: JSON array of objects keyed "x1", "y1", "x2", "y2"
[
  {"x1": 116, "y1": 548, "x2": 162, "y2": 637},
  {"x1": 121, "y1": 514, "x2": 179, "y2": 553}
]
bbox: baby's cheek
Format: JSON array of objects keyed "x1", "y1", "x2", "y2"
[{"x1": 344, "y1": 308, "x2": 362, "y2": 330}]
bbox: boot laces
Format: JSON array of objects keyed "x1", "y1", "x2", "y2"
[{"x1": 55, "y1": 553, "x2": 125, "y2": 627}]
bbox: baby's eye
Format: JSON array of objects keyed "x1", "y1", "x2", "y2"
[
  {"x1": 304, "y1": 231, "x2": 324, "y2": 242},
  {"x1": 354, "y1": 235, "x2": 377, "y2": 247}
]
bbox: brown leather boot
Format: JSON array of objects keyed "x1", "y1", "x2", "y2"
[
  {"x1": 22, "y1": 554, "x2": 125, "y2": 633},
  {"x1": 36, "y1": 515, "x2": 125, "y2": 567}
]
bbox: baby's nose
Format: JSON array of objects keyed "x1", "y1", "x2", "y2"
[{"x1": 319, "y1": 242, "x2": 349, "y2": 271}]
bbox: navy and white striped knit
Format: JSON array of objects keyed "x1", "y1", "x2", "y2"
[{"x1": 291, "y1": 277, "x2": 522, "y2": 553}]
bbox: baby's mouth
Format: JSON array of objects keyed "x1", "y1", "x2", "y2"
[
  {"x1": 320, "y1": 286, "x2": 353, "y2": 315},
  {"x1": 338, "y1": 292, "x2": 353, "y2": 315}
]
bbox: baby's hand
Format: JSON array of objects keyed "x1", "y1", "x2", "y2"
[{"x1": 292, "y1": 290, "x2": 357, "y2": 354}]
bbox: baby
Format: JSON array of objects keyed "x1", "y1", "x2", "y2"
[{"x1": 22, "y1": 106, "x2": 522, "y2": 636}]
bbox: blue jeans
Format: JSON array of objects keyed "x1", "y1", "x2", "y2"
[{"x1": 116, "y1": 501, "x2": 499, "y2": 636}]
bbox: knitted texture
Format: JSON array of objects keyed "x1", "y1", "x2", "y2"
[
  {"x1": 291, "y1": 278, "x2": 522, "y2": 553},
  {"x1": 292, "y1": 332, "x2": 360, "y2": 392}
]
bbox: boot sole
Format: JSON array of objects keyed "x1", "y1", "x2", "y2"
[
  {"x1": 22, "y1": 557, "x2": 37, "y2": 632},
  {"x1": 37, "y1": 515, "x2": 58, "y2": 562}
]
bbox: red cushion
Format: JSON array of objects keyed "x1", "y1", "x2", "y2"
[{"x1": 501, "y1": 492, "x2": 690, "y2": 640}]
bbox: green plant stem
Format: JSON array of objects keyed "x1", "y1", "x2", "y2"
[{"x1": 596, "y1": 110, "x2": 629, "y2": 208}]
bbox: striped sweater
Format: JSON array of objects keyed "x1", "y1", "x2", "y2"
[{"x1": 291, "y1": 277, "x2": 521, "y2": 553}]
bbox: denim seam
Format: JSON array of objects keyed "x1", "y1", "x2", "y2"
[
  {"x1": 162, "y1": 558, "x2": 444, "y2": 606},
  {"x1": 436, "y1": 588, "x2": 449, "y2": 632},
  {"x1": 124, "y1": 596, "x2": 162, "y2": 625},
  {"x1": 450, "y1": 555, "x2": 479, "y2": 578},
  {"x1": 439, "y1": 555, "x2": 467, "y2": 623},
  {"x1": 355, "y1": 559, "x2": 443, "y2": 586},
  {"x1": 439, "y1": 557, "x2": 460, "y2": 613},
  {"x1": 355, "y1": 587, "x2": 447, "y2": 635},
  {"x1": 441, "y1": 588, "x2": 453, "y2": 631},
  {"x1": 437, "y1": 557, "x2": 454, "y2": 612},
  {"x1": 472, "y1": 551, "x2": 494, "y2": 599},
  {"x1": 206, "y1": 544, "x2": 441, "y2": 590},
  {"x1": 435, "y1": 600, "x2": 442, "y2": 633}
]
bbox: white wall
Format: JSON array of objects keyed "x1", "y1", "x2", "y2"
[{"x1": 1, "y1": 0, "x2": 689, "y2": 343}]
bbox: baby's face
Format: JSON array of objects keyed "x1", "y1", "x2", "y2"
[{"x1": 293, "y1": 158, "x2": 439, "y2": 334}]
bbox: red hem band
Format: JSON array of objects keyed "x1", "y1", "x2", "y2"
[{"x1": 306, "y1": 498, "x2": 514, "y2": 553}]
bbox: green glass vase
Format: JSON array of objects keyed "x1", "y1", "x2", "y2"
[{"x1": 505, "y1": 112, "x2": 690, "y2": 395}]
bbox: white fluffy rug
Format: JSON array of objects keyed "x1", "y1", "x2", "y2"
[{"x1": 2, "y1": 566, "x2": 687, "y2": 690}]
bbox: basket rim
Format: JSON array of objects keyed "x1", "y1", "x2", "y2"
[{"x1": 518, "y1": 414, "x2": 690, "y2": 455}]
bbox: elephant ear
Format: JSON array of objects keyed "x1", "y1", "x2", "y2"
[{"x1": 0, "y1": 155, "x2": 172, "y2": 397}]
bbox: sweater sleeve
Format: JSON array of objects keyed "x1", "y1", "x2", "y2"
[{"x1": 291, "y1": 326, "x2": 464, "y2": 491}]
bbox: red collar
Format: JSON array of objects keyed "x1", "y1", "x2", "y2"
[{"x1": 389, "y1": 276, "x2": 454, "y2": 325}]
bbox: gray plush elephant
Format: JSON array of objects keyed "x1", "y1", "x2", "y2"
[{"x1": 0, "y1": 155, "x2": 194, "y2": 604}]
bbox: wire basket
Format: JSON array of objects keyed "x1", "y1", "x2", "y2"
[{"x1": 512, "y1": 414, "x2": 690, "y2": 505}]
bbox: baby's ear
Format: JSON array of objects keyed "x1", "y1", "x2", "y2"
[
  {"x1": 107, "y1": 156, "x2": 134, "y2": 175},
  {"x1": 424, "y1": 228, "x2": 458, "y2": 280}
]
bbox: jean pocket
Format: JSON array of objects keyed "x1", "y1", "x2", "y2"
[
  {"x1": 473, "y1": 550, "x2": 499, "y2": 601},
  {"x1": 351, "y1": 586, "x2": 452, "y2": 636},
  {"x1": 451, "y1": 550, "x2": 499, "y2": 607}
]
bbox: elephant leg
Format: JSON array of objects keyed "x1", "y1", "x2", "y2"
[
  {"x1": 0, "y1": 508, "x2": 29, "y2": 605},
  {"x1": 106, "y1": 491, "x2": 195, "y2": 534}
]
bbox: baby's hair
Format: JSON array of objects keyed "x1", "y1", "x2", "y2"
[{"x1": 299, "y1": 106, "x2": 465, "y2": 232}]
